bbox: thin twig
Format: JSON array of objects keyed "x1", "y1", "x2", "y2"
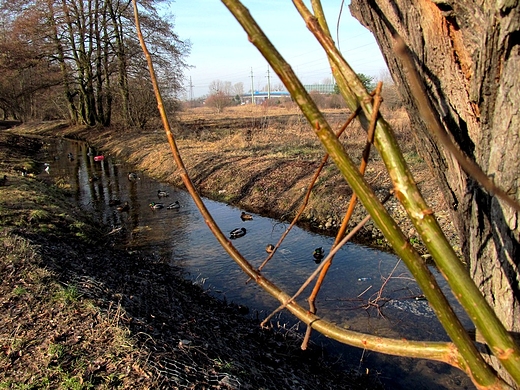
[
  {"x1": 364, "y1": 259, "x2": 401, "y2": 313},
  {"x1": 301, "y1": 82, "x2": 383, "y2": 349}
]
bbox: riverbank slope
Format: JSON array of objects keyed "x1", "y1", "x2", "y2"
[{"x1": 11, "y1": 106, "x2": 461, "y2": 256}]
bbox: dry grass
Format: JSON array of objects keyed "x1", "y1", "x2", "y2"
[
  {"x1": 0, "y1": 189, "x2": 147, "y2": 388},
  {"x1": 176, "y1": 105, "x2": 418, "y2": 161}
]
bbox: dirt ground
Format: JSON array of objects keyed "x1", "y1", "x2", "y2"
[{"x1": 0, "y1": 128, "x2": 381, "y2": 388}]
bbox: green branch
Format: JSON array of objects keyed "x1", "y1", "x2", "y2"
[
  {"x1": 305, "y1": 0, "x2": 520, "y2": 386},
  {"x1": 221, "y1": 0, "x2": 514, "y2": 387},
  {"x1": 132, "y1": 0, "x2": 469, "y2": 373}
]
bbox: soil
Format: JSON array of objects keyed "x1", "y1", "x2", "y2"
[{"x1": 0, "y1": 106, "x2": 460, "y2": 388}]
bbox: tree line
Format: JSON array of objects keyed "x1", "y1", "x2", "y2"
[{"x1": 0, "y1": 0, "x2": 189, "y2": 128}]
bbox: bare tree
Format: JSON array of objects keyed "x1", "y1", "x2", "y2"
[
  {"x1": 232, "y1": 82, "x2": 244, "y2": 97},
  {"x1": 0, "y1": 7, "x2": 62, "y2": 121},
  {"x1": 205, "y1": 91, "x2": 231, "y2": 113},
  {"x1": 208, "y1": 80, "x2": 232, "y2": 96},
  {"x1": 0, "y1": 0, "x2": 190, "y2": 127}
]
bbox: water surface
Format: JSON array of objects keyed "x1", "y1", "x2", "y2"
[{"x1": 39, "y1": 138, "x2": 475, "y2": 390}]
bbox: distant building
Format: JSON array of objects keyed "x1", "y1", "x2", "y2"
[
  {"x1": 304, "y1": 84, "x2": 336, "y2": 94},
  {"x1": 241, "y1": 91, "x2": 291, "y2": 105},
  {"x1": 241, "y1": 84, "x2": 335, "y2": 104}
]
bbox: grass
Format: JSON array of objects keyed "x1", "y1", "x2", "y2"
[
  {"x1": 0, "y1": 137, "x2": 150, "y2": 388},
  {"x1": 12, "y1": 286, "x2": 27, "y2": 296},
  {"x1": 28, "y1": 208, "x2": 50, "y2": 223},
  {"x1": 54, "y1": 285, "x2": 81, "y2": 304}
]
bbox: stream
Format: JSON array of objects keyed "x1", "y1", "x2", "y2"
[{"x1": 38, "y1": 137, "x2": 475, "y2": 390}]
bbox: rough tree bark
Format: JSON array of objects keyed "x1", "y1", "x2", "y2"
[{"x1": 350, "y1": 0, "x2": 519, "y2": 384}]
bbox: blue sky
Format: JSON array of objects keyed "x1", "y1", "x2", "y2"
[{"x1": 166, "y1": 1, "x2": 388, "y2": 98}]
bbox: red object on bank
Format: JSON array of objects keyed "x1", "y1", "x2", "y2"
[{"x1": 94, "y1": 155, "x2": 104, "y2": 161}]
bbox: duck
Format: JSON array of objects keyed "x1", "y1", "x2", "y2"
[
  {"x1": 67, "y1": 152, "x2": 74, "y2": 161},
  {"x1": 313, "y1": 247, "x2": 325, "y2": 261},
  {"x1": 149, "y1": 202, "x2": 164, "y2": 209},
  {"x1": 157, "y1": 190, "x2": 169, "y2": 198},
  {"x1": 117, "y1": 201, "x2": 130, "y2": 212},
  {"x1": 128, "y1": 172, "x2": 139, "y2": 181},
  {"x1": 0, "y1": 175, "x2": 7, "y2": 186},
  {"x1": 230, "y1": 227, "x2": 246, "y2": 239},
  {"x1": 14, "y1": 167, "x2": 27, "y2": 176},
  {"x1": 167, "y1": 201, "x2": 180, "y2": 209},
  {"x1": 240, "y1": 211, "x2": 253, "y2": 221},
  {"x1": 265, "y1": 244, "x2": 275, "y2": 253},
  {"x1": 108, "y1": 199, "x2": 121, "y2": 206},
  {"x1": 89, "y1": 175, "x2": 99, "y2": 182}
]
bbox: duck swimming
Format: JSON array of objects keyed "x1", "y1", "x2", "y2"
[
  {"x1": 265, "y1": 244, "x2": 275, "y2": 253},
  {"x1": 157, "y1": 190, "x2": 169, "y2": 198},
  {"x1": 109, "y1": 199, "x2": 121, "y2": 206},
  {"x1": 128, "y1": 172, "x2": 139, "y2": 181},
  {"x1": 230, "y1": 227, "x2": 246, "y2": 239},
  {"x1": 117, "y1": 202, "x2": 130, "y2": 212},
  {"x1": 167, "y1": 201, "x2": 180, "y2": 209},
  {"x1": 149, "y1": 202, "x2": 164, "y2": 209},
  {"x1": 240, "y1": 211, "x2": 253, "y2": 221},
  {"x1": 313, "y1": 247, "x2": 325, "y2": 261}
]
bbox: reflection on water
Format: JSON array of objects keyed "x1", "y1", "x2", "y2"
[{"x1": 39, "y1": 138, "x2": 475, "y2": 390}]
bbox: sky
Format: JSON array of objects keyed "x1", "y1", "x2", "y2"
[{"x1": 164, "y1": 1, "x2": 388, "y2": 99}]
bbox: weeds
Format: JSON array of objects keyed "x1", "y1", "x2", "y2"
[
  {"x1": 0, "y1": 234, "x2": 37, "y2": 263},
  {"x1": 54, "y1": 285, "x2": 81, "y2": 304},
  {"x1": 47, "y1": 343, "x2": 66, "y2": 360},
  {"x1": 409, "y1": 237, "x2": 420, "y2": 245},
  {"x1": 28, "y1": 209, "x2": 50, "y2": 223},
  {"x1": 61, "y1": 376, "x2": 87, "y2": 390},
  {"x1": 12, "y1": 286, "x2": 27, "y2": 296}
]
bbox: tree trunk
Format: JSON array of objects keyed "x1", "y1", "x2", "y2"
[{"x1": 350, "y1": 0, "x2": 519, "y2": 385}]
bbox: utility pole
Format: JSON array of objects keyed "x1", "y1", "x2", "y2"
[
  {"x1": 266, "y1": 66, "x2": 271, "y2": 100},
  {"x1": 189, "y1": 76, "x2": 194, "y2": 106},
  {"x1": 250, "y1": 68, "x2": 255, "y2": 104}
]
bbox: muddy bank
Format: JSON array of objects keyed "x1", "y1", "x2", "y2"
[{"x1": 12, "y1": 112, "x2": 460, "y2": 257}]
